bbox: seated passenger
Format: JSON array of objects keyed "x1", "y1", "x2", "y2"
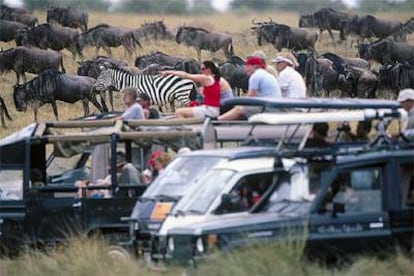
[
  {"x1": 305, "y1": 122, "x2": 331, "y2": 148},
  {"x1": 339, "y1": 120, "x2": 372, "y2": 142}
]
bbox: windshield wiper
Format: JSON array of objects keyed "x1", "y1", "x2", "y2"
[
  {"x1": 154, "y1": 194, "x2": 179, "y2": 202},
  {"x1": 185, "y1": 209, "x2": 204, "y2": 215}
]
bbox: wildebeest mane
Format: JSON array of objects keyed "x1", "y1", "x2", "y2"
[
  {"x1": 181, "y1": 26, "x2": 210, "y2": 33},
  {"x1": 82, "y1": 23, "x2": 109, "y2": 34}
]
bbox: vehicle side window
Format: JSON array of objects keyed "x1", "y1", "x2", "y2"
[
  {"x1": 0, "y1": 169, "x2": 24, "y2": 200},
  {"x1": 322, "y1": 167, "x2": 382, "y2": 213},
  {"x1": 399, "y1": 162, "x2": 414, "y2": 207},
  {"x1": 219, "y1": 172, "x2": 274, "y2": 213}
]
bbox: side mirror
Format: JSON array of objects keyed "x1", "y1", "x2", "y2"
[{"x1": 215, "y1": 193, "x2": 237, "y2": 214}]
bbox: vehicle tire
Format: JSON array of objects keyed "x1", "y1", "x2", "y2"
[{"x1": 106, "y1": 245, "x2": 131, "y2": 261}]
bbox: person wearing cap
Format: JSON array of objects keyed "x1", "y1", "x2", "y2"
[
  {"x1": 161, "y1": 60, "x2": 221, "y2": 119},
  {"x1": 218, "y1": 56, "x2": 281, "y2": 121},
  {"x1": 250, "y1": 50, "x2": 278, "y2": 78},
  {"x1": 272, "y1": 55, "x2": 307, "y2": 98},
  {"x1": 115, "y1": 87, "x2": 145, "y2": 120},
  {"x1": 304, "y1": 122, "x2": 331, "y2": 148},
  {"x1": 397, "y1": 88, "x2": 414, "y2": 140},
  {"x1": 137, "y1": 92, "x2": 160, "y2": 119}
]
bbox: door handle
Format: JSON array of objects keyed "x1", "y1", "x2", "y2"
[{"x1": 73, "y1": 202, "x2": 82, "y2": 208}]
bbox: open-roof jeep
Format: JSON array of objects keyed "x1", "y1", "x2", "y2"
[
  {"x1": 0, "y1": 118, "x2": 210, "y2": 255},
  {"x1": 161, "y1": 107, "x2": 414, "y2": 265}
]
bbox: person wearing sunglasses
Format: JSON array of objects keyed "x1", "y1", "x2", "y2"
[{"x1": 161, "y1": 60, "x2": 221, "y2": 119}]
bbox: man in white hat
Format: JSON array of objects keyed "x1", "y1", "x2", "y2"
[
  {"x1": 397, "y1": 88, "x2": 414, "y2": 136},
  {"x1": 272, "y1": 55, "x2": 307, "y2": 99}
]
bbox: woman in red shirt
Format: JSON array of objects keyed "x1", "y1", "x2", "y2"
[{"x1": 160, "y1": 60, "x2": 221, "y2": 118}]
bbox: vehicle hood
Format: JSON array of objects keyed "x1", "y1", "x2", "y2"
[
  {"x1": 167, "y1": 211, "x2": 305, "y2": 236},
  {"x1": 159, "y1": 212, "x2": 247, "y2": 236}
]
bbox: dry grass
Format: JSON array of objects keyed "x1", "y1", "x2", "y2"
[
  {"x1": 1, "y1": 237, "x2": 413, "y2": 276},
  {"x1": 1, "y1": 11, "x2": 413, "y2": 138}
]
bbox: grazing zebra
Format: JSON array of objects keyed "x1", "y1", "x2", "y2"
[
  {"x1": 93, "y1": 67, "x2": 197, "y2": 112},
  {"x1": 0, "y1": 95, "x2": 12, "y2": 128}
]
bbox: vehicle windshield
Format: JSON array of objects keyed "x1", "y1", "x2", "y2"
[
  {"x1": 0, "y1": 168, "x2": 24, "y2": 200},
  {"x1": 261, "y1": 160, "x2": 325, "y2": 215},
  {"x1": 173, "y1": 169, "x2": 236, "y2": 215},
  {"x1": 142, "y1": 156, "x2": 225, "y2": 198}
]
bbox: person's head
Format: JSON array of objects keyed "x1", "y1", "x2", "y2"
[
  {"x1": 201, "y1": 60, "x2": 221, "y2": 81},
  {"x1": 356, "y1": 120, "x2": 372, "y2": 139},
  {"x1": 272, "y1": 54, "x2": 297, "y2": 73},
  {"x1": 137, "y1": 92, "x2": 151, "y2": 109},
  {"x1": 178, "y1": 147, "x2": 191, "y2": 155},
  {"x1": 397, "y1": 88, "x2": 414, "y2": 112},
  {"x1": 153, "y1": 152, "x2": 171, "y2": 171},
  {"x1": 245, "y1": 56, "x2": 265, "y2": 76},
  {"x1": 121, "y1": 87, "x2": 138, "y2": 107},
  {"x1": 250, "y1": 50, "x2": 267, "y2": 65},
  {"x1": 312, "y1": 122, "x2": 329, "y2": 139}
]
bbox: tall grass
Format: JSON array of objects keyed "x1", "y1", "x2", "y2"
[{"x1": 1, "y1": 238, "x2": 412, "y2": 276}]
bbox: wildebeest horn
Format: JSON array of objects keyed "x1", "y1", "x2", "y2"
[
  {"x1": 268, "y1": 17, "x2": 273, "y2": 23},
  {"x1": 251, "y1": 17, "x2": 259, "y2": 25}
]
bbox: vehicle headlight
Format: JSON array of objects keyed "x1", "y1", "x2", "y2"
[
  {"x1": 167, "y1": 237, "x2": 174, "y2": 252},
  {"x1": 195, "y1": 237, "x2": 204, "y2": 253}
]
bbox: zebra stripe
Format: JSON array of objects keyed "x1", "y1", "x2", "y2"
[{"x1": 94, "y1": 68, "x2": 195, "y2": 107}]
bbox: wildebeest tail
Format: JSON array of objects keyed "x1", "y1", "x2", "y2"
[{"x1": 0, "y1": 96, "x2": 12, "y2": 121}]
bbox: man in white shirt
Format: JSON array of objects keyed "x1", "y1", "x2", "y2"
[
  {"x1": 116, "y1": 87, "x2": 145, "y2": 120},
  {"x1": 272, "y1": 55, "x2": 307, "y2": 98}
]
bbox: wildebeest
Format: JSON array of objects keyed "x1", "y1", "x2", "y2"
[
  {"x1": 135, "y1": 51, "x2": 187, "y2": 68},
  {"x1": 132, "y1": 20, "x2": 168, "y2": 41},
  {"x1": 378, "y1": 60, "x2": 414, "y2": 95},
  {"x1": 0, "y1": 95, "x2": 12, "y2": 128},
  {"x1": 219, "y1": 56, "x2": 248, "y2": 93},
  {"x1": 77, "y1": 56, "x2": 128, "y2": 79},
  {"x1": 0, "y1": 4, "x2": 37, "y2": 27},
  {"x1": 318, "y1": 52, "x2": 370, "y2": 70},
  {"x1": 15, "y1": 23, "x2": 83, "y2": 59},
  {"x1": 175, "y1": 26, "x2": 234, "y2": 61},
  {"x1": 0, "y1": 46, "x2": 65, "y2": 84},
  {"x1": 358, "y1": 38, "x2": 414, "y2": 65},
  {"x1": 252, "y1": 20, "x2": 318, "y2": 52},
  {"x1": 0, "y1": 19, "x2": 27, "y2": 43},
  {"x1": 93, "y1": 66, "x2": 197, "y2": 111},
  {"x1": 77, "y1": 24, "x2": 141, "y2": 58},
  {"x1": 13, "y1": 70, "x2": 101, "y2": 121},
  {"x1": 299, "y1": 8, "x2": 350, "y2": 43},
  {"x1": 46, "y1": 6, "x2": 88, "y2": 32},
  {"x1": 340, "y1": 15, "x2": 404, "y2": 44}
]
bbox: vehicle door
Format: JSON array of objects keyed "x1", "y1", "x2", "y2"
[
  {"x1": 389, "y1": 156, "x2": 414, "y2": 252},
  {"x1": 308, "y1": 161, "x2": 392, "y2": 258},
  {"x1": 0, "y1": 165, "x2": 27, "y2": 253}
]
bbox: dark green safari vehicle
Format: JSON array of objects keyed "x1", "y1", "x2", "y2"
[
  {"x1": 162, "y1": 107, "x2": 414, "y2": 265},
  {"x1": 0, "y1": 118, "x2": 207, "y2": 255}
]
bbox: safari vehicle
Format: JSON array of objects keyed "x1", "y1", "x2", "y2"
[
  {"x1": 160, "y1": 108, "x2": 414, "y2": 264},
  {"x1": 0, "y1": 118, "x2": 211, "y2": 255},
  {"x1": 149, "y1": 98, "x2": 407, "y2": 261}
]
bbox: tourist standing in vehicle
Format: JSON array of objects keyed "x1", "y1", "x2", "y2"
[
  {"x1": 218, "y1": 56, "x2": 281, "y2": 121},
  {"x1": 116, "y1": 87, "x2": 145, "y2": 120},
  {"x1": 305, "y1": 122, "x2": 331, "y2": 148},
  {"x1": 398, "y1": 89, "x2": 414, "y2": 128},
  {"x1": 251, "y1": 50, "x2": 278, "y2": 78},
  {"x1": 272, "y1": 54, "x2": 307, "y2": 98},
  {"x1": 161, "y1": 61, "x2": 221, "y2": 119}
]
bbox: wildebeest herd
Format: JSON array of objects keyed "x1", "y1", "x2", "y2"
[{"x1": 0, "y1": 4, "x2": 413, "y2": 129}]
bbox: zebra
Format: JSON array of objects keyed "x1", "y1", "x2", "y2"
[{"x1": 93, "y1": 66, "x2": 197, "y2": 112}]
